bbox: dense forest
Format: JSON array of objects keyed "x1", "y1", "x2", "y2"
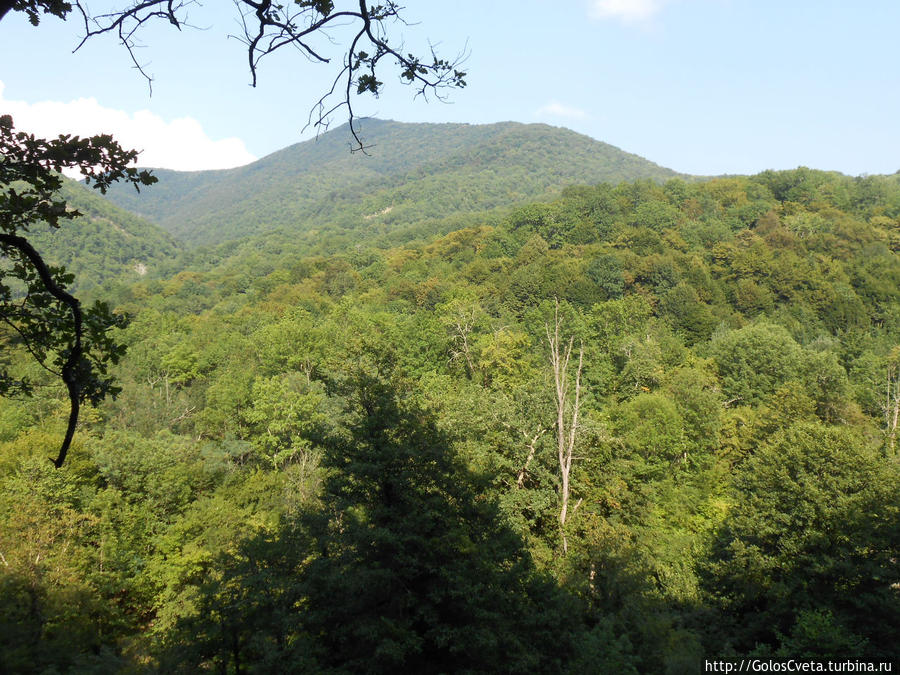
[
  {"x1": 103, "y1": 120, "x2": 684, "y2": 248},
  {"x1": 27, "y1": 180, "x2": 179, "y2": 292},
  {"x1": 1, "y1": 126, "x2": 899, "y2": 672}
]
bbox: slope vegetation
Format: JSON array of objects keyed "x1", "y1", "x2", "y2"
[
  {"x1": 103, "y1": 118, "x2": 683, "y2": 247},
  {"x1": 29, "y1": 179, "x2": 179, "y2": 293}
]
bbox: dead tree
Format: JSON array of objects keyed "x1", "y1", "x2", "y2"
[
  {"x1": 885, "y1": 350, "x2": 900, "y2": 454},
  {"x1": 516, "y1": 426, "x2": 546, "y2": 489},
  {"x1": 546, "y1": 300, "x2": 583, "y2": 555},
  {"x1": 448, "y1": 304, "x2": 479, "y2": 379}
]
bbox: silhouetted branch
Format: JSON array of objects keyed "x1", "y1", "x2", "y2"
[
  {"x1": 0, "y1": 233, "x2": 82, "y2": 468},
  {"x1": 62, "y1": 0, "x2": 466, "y2": 151}
]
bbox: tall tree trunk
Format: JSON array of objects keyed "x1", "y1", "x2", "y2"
[
  {"x1": 516, "y1": 427, "x2": 544, "y2": 489},
  {"x1": 546, "y1": 299, "x2": 583, "y2": 555},
  {"x1": 886, "y1": 359, "x2": 900, "y2": 454},
  {"x1": 449, "y1": 304, "x2": 478, "y2": 379}
]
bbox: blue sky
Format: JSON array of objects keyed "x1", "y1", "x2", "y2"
[{"x1": 1, "y1": 0, "x2": 898, "y2": 175}]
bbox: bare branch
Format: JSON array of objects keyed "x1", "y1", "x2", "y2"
[
  {"x1": 546, "y1": 298, "x2": 584, "y2": 555},
  {"x1": 64, "y1": 1, "x2": 466, "y2": 152},
  {"x1": 516, "y1": 426, "x2": 545, "y2": 490}
]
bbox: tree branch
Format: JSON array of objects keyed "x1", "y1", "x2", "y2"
[
  {"x1": 0, "y1": 233, "x2": 82, "y2": 468},
  {"x1": 0, "y1": 115, "x2": 150, "y2": 467},
  {"x1": 58, "y1": 0, "x2": 466, "y2": 151}
]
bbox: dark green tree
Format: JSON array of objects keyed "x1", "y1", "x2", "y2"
[
  {"x1": 298, "y1": 366, "x2": 585, "y2": 673},
  {"x1": 586, "y1": 253, "x2": 625, "y2": 299},
  {"x1": 158, "y1": 360, "x2": 606, "y2": 673}
]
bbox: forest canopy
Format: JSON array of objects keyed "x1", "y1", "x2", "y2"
[{"x1": 1, "y1": 161, "x2": 898, "y2": 671}]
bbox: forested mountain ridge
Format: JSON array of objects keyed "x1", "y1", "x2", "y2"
[
  {"x1": 2, "y1": 165, "x2": 898, "y2": 671},
  {"x1": 27, "y1": 179, "x2": 179, "y2": 293},
  {"x1": 102, "y1": 118, "x2": 685, "y2": 247}
]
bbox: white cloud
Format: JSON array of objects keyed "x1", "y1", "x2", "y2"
[
  {"x1": 536, "y1": 101, "x2": 590, "y2": 121},
  {"x1": 588, "y1": 0, "x2": 667, "y2": 24},
  {"x1": 0, "y1": 81, "x2": 257, "y2": 172}
]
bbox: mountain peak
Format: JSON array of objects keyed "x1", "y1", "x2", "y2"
[{"x1": 103, "y1": 120, "x2": 683, "y2": 247}]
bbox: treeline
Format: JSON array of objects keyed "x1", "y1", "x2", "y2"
[{"x1": 1, "y1": 168, "x2": 899, "y2": 672}]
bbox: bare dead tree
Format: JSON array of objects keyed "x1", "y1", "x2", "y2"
[
  {"x1": 546, "y1": 299, "x2": 583, "y2": 555},
  {"x1": 884, "y1": 349, "x2": 900, "y2": 454},
  {"x1": 447, "y1": 303, "x2": 478, "y2": 379},
  {"x1": 515, "y1": 425, "x2": 545, "y2": 489},
  {"x1": 3, "y1": 0, "x2": 470, "y2": 152}
]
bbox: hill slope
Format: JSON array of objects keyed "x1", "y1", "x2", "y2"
[
  {"x1": 103, "y1": 119, "x2": 684, "y2": 247},
  {"x1": 29, "y1": 179, "x2": 180, "y2": 293}
]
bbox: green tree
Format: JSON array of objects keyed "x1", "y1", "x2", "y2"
[
  {"x1": 242, "y1": 373, "x2": 328, "y2": 467},
  {"x1": 703, "y1": 423, "x2": 900, "y2": 659},
  {"x1": 586, "y1": 253, "x2": 625, "y2": 299},
  {"x1": 709, "y1": 322, "x2": 803, "y2": 406},
  {"x1": 1, "y1": 0, "x2": 466, "y2": 464},
  {"x1": 614, "y1": 393, "x2": 686, "y2": 474}
]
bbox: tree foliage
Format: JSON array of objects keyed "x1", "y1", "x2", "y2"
[
  {"x1": 2, "y1": 155, "x2": 899, "y2": 667},
  {"x1": 704, "y1": 423, "x2": 900, "y2": 659},
  {"x1": 0, "y1": 115, "x2": 154, "y2": 465}
]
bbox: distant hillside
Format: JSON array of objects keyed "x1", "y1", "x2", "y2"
[
  {"x1": 29, "y1": 179, "x2": 180, "y2": 293},
  {"x1": 103, "y1": 119, "x2": 684, "y2": 247}
]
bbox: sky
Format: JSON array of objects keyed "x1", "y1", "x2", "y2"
[{"x1": 1, "y1": 0, "x2": 899, "y2": 176}]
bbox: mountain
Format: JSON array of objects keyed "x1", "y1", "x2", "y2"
[
  {"x1": 29, "y1": 179, "x2": 180, "y2": 294},
  {"x1": 103, "y1": 119, "x2": 685, "y2": 248}
]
